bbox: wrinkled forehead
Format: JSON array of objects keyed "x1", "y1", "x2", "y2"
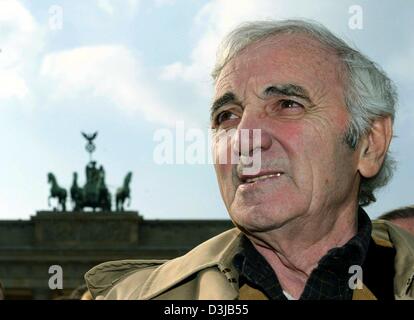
[{"x1": 215, "y1": 33, "x2": 345, "y2": 94}]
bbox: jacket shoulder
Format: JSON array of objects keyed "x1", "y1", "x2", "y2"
[
  {"x1": 372, "y1": 219, "x2": 414, "y2": 250},
  {"x1": 85, "y1": 228, "x2": 241, "y2": 300},
  {"x1": 372, "y1": 219, "x2": 414, "y2": 299},
  {"x1": 85, "y1": 259, "x2": 167, "y2": 299}
]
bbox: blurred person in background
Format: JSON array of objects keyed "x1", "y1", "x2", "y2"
[{"x1": 377, "y1": 206, "x2": 414, "y2": 236}]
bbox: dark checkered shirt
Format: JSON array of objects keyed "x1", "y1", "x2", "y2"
[{"x1": 233, "y1": 207, "x2": 393, "y2": 300}]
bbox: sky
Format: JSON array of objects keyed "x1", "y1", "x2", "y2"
[{"x1": 0, "y1": 0, "x2": 413, "y2": 221}]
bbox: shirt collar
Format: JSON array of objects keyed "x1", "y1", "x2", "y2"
[
  {"x1": 233, "y1": 207, "x2": 372, "y2": 300},
  {"x1": 317, "y1": 206, "x2": 372, "y2": 274}
]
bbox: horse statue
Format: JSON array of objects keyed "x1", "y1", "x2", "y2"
[
  {"x1": 47, "y1": 172, "x2": 67, "y2": 211},
  {"x1": 95, "y1": 165, "x2": 111, "y2": 211},
  {"x1": 116, "y1": 172, "x2": 132, "y2": 211},
  {"x1": 70, "y1": 172, "x2": 83, "y2": 211},
  {"x1": 70, "y1": 163, "x2": 112, "y2": 212}
]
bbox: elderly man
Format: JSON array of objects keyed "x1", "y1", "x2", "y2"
[{"x1": 85, "y1": 19, "x2": 414, "y2": 300}]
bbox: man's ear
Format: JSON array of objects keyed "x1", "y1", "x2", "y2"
[{"x1": 357, "y1": 116, "x2": 393, "y2": 178}]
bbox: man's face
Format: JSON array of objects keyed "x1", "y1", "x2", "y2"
[{"x1": 211, "y1": 34, "x2": 362, "y2": 233}]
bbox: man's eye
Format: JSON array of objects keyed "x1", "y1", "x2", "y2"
[
  {"x1": 280, "y1": 100, "x2": 304, "y2": 109},
  {"x1": 215, "y1": 111, "x2": 239, "y2": 125}
]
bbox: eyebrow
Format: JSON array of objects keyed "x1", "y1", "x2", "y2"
[
  {"x1": 263, "y1": 84, "x2": 312, "y2": 103},
  {"x1": 210, "y1": 83, "x2": 312, "y2": 121},
  {"x1": 210, "y1": 92, "x2": 241, "y2": 120}
]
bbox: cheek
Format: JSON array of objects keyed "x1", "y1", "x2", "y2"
[
  {"x1": 303, "y1": 131, "x2": 355, "y2": 200},
  {"x1": 271, "y1": 121, "x2": 307, "y2": 160},
  {"x1": 212, "y1": 136, "x2": 236, "y2": 201},
  {"x1": 214, "y1": 162, "x2": 236, "y2": 210},
  {"x1": 212, "y1": 130, "x2": 236, "y2": 165},
  {"x1": 213, "y1": 163, "x2": 227, "y2": 188},
  {"x1": 275, "y1": 121, "x2": 336, "y2": 186}
]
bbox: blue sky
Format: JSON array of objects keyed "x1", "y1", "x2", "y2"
[{"x1": 0, "y1": 0, "x2": 413, "y2": 220}]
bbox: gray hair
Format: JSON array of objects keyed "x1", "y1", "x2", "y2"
[
  {"x1": 378, "y1": 205, "x2": 414, "y2": 221},
  {"x1": 212, "y1": 19, "x2": 397, "y2": 206}
]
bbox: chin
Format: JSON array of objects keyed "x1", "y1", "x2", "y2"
[{"x1": 229, "y1": 204, "x2": 289, "y2": 233}]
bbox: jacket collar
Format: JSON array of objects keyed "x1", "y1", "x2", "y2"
[
  {"x1": 125, "y1": 220, "x2": 414, "y2": 300},
  {"x1": 132, "y1": 228, "x2": 243, "y2": 300},
  {"x1": 372, "y1": 219, "x2": 414, "y2": 299}
]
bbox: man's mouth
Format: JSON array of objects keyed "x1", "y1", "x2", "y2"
[{"x1": 241, "y1": 172, "x2": 283, "y2": 184}]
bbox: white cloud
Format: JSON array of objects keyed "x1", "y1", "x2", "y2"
[
  {"x1": 127, "y1": 0, "x2": 140, "y2": 12},
  {"x1": 0, "y1": 0, "x2": 43, "y2": 101},
  {"x1": 159, "y1": 0, "x2": 342, "y2": 95},
  {"x1": 160, "y1": 62, "x2": 185, "y2": 80},
  {"x1": 96, "y1": 0, "x2": 114, "y2": 15},
  {"x1": 96, "y1": 0, "x2": 140, "y2": 16},
  {"x1": 0, "y1": 195, "x2": 11, "y2": 218},
  {"x1": 154, "y1": 0, "x2": 176, "y2": 7},
  {"x1": 40, "y1": 45, "x2": 185, "y2": 126},
  {"x1": 160, "y1": 0, "x2": 275, "y2": 95},
  {"x1": 0, "y1": 70, "x2": 29, "y2": 100}
]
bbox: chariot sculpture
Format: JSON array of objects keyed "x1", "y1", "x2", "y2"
[{"x1": 47, "y1": 132, "x2": 133, "y2": 212}]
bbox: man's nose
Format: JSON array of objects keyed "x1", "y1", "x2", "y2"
[{"x1": 232, "y1": 110, "x2": 272, "y2": 157}]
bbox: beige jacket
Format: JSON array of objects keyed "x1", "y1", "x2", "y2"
[{"x1": 85, "y1": 220, "x2": 414, "y2": 300}]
